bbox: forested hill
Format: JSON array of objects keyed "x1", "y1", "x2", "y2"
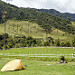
[
  {"x1": 36, "y1": 9, "x2": 75, "y2": 21},
  {"x1": 0, "y1": 0, "x2": 75, "y2": 34}
]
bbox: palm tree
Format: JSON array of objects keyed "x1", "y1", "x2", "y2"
[{"x1": 2, "y1": 11, "x2": 7, "y2": 50}]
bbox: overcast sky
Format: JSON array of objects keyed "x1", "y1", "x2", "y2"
[{"x1": 2, "y1": 0, "x2": 75, "y2": 13}]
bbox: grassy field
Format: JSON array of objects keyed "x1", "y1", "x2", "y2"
[
  {"x1": 0, "y1": 47, "x2": 75, "y2": 54},
  {"x1": 0, "y1": 47, "x2": 75, "y2": 61},
  {"x1": 0, "y1": 20, "x2": 75, "y2": 42},
  {"x1": 0, "y1": 58, "x2": 75, "y2": 75},
  {"x1": 0, "y1": 47, "x2": 75, "y2": 75}
]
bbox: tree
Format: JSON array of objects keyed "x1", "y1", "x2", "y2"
[
  {"x1": 56, "y1": 38, "x2": 60, "y2": 46},
  {"x1": 72, "y1": 39, "x2": 75, "y2": 47},
  {"x1": 44, "y1": 41, "x2": 50, "y2": 46},
  {"x1": 2, "y1": 11, "x2": 7, "y2": 50},
  {"x1": 65, "y1": 41, "x2": 71, "y2": 47}
]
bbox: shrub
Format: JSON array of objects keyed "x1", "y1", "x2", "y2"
[
  {"x1": 72, "y1": 39, "x2": 75, "y2": 47},
  {"x1": 44, "y1": 41, "x2": 50, "y2": 46},
  {"x1": 65, "y1": 41, "x2": 71, "y2": 47},
  {"x1": 60, "y1": 56, "x2": 65, "y2": 61}
]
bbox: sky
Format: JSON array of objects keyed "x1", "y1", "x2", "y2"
[{"x1": 1, "y1": 0, "x2": 75, "y2": 13}]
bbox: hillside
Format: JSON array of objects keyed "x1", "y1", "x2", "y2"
[
  {"x1": 36, "y1": 9, "x2": 75, "y2": 21},
  {"x1": 0, "y1": 20, "x2": 74, "y2": 42},
  {"x1": 0, "y1": 0, "x2": 75, "y2": 34},
  {"x1": 0, "y1": 20, "x2": 75, "y2": 49}
]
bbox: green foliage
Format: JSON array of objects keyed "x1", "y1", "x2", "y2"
[
  {"x1": 0, "y1": 34, "x2": 42, "y2": 49},
  {"x1": 64, "y1": 41, "x2": 71, "y2": 47},
  {"x1": 36, "y1": 9, "x2": 75, "y2": 21},
  {"x1": 0, "y1": 33, "x2": 9, "y2": 41},
  {"x1": 43, "y1": 37, "x2": 54, "y2": 46},
  {"x1": 72, "y1": 39, "x2": 75, "y2": 47},
  {"x1": 61, "y1": 42, "x2": 65, "y2": 46},
  {"x1": 56, "y1": 38, "x2": 60, "y2": 46},
  {"x1": 60, "y1": 41, "x2": 72, "y2": 47},
  {"x1": 60, "y1": 56, "x2": 65, "y2": 61},
  {"x1": 0, "y1": 33, "x2": 75, "y2": 49},
  {"x1": 44, "y1": 41, "x2": 50, "y2": 46},
  {"x1": 0, "y1": 1, "x2": 75, "y2": 48},
  {"x1": 0, "y1": 0, "x2": 75, "y2": 34}
]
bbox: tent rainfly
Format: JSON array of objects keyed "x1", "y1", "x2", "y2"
[{"x1": 1, "y1": 59, "x2": 26, "y2": 72}]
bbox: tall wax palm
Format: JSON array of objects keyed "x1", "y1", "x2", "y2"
[{"x1": 2, "y1": 11, "x2": 7, "y2": 50}]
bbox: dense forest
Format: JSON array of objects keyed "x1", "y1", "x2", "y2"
[
  {"x1": 0, "y1": 0, "x2": 75, "y2": 34},
  {"x1": 0, "y1": 33, "x2": 75, "y2": 49},
  {"x1": 36, "y1": 9, "x2": 75, "y2": 21}
]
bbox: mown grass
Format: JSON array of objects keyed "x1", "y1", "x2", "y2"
[
  {"x1": 0, "y1": 58, "x2": 75, "y2": 75},
  {"x1": 0, "y1": 20, "x2": 75, "y2": 42},
  {"x1": 0, "y1": 47, "x2": 75, "y2": 61},
  {"x1": 0, "y1": 47, "x2": 75, "y2": 54},
  {"x1": 0, "y1": 47, "x2": 75, "y2": 74}
]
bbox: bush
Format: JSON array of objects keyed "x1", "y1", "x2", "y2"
[
  {"x1": 56, "y1": 38, "x2": 60, "y2": 46},
  {"x1": 60, "y1": 56, "x2": 65, "y2": 61},
  {"x1": 65, "y1": 41, "x2": 71, "y2": 47},
  {"x1": 44, "y1": 41, "x2": 50, "y2": 46},
  {"x1": 72, "y1": 39, "x2": 75, "y2": 47}
]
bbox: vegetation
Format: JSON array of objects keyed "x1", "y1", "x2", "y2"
[
  {"x1": 0, "y1": 33, "x2": 75, "y2": 49},
  {"x1": 0, "y1": 47, "x2": 75, "y2": 54},
  {"x1": 36, "y1": 9, "x2": 75, "y2": 21},
  {"x1": 60, "y1": 56, "x2": 65, "y2": 61},
  {"x1": 0, "y1": 47, "x2": 75, "y2": 62},
  {"x1": 1, "y1": 59, "x2": 75, "y2": 75},
  {"x1": 0, "y1": 20, "x2": 75, "y2": 49},
  {"x1": 0, "y1": 0, "x2": 75, "y2": 49},
  {"x1": 0, "y1": 0, "x2": 75, "y2": 34},
  {"x1": 0, "y1": 34, "x2": 42, "y2": 49},
  {"x1": 0, "y1": 1, "x2": 75, "y2": 75}
]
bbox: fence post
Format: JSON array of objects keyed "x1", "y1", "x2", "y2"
[
  {"x1": 36, "y1": 54, "x2": 37, "y2": 57},
  {"x1": 3, "y1": 53, "x2": 5, "y2": 56},
  {"x1": 60, "y1": 54, "x2": 62, "y2": 57},
  {"x1": 51, "y1": 54, "x2": 52, "y2": 58},
  {"x1": 8, "y1": 53, "x2": 9, "y2": 57},
  {"x1": 29, "y1": 54, "x2": 30, "y2": 58},
  {"x1": 72, "y1": 53, "x2": 74, "y2": 58},
  {"x1": 67, "y1": 54, "x2": 68, "y2": 58},
  {"x1": 17, "y1": 52, "x2": 18, "y2": 57},
  {"x1": 1, "y1": 53, "x2": 2, "y2": 56}
]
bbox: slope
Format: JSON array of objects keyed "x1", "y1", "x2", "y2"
[
  {"x1": 0, "y1": 0, "x2": 75, "y2": 34},
  {"x1": 36, "y1": 9, "x2": 75, "y2": 21},
  {"x1": 0, "y1": 20, "x2": 74, "y2": 42}
]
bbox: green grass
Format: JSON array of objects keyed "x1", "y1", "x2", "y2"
[
  {"x1": 0, "y1": 20, "x2": 75, "y2": 42},
  {"x1": 0, "y1": 48, "x2": 75, "y2": 74},
  {"x1": 0, "y1": 47, "x2": 75, "y2": 54},
  {"x1": 0, "y1": 20, "x2": 46, "y2": 38},
  {"x1": 0, "y1": 47, "x2": 75, "y2": 62},
  {"x1": 0, "y1": 58, "x2": 75, "y2": 75}
]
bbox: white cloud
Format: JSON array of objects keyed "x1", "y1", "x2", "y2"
[
  {"x1": 6, "y1": 0, "x2": 13, "y2": 1},
  {"x1": 1, "y1": 0, "x2": 75, "y2": 13}
]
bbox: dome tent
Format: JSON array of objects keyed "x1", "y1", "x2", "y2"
[{"x1": 1, "y1": 59, "x2": 26, "y2": 72}]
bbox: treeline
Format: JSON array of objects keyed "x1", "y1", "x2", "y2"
[
  {"x1": 0, "y1": 33, "x2": 75, "y2": 49},
  {"x1": 0, "y1": 0, "x2": 75, "y2": 34},
  {"x1": 0, "y1": 33, "x2": 41, "y2": 49},
  {"x1": 36, "y1": 9, "x2": 75, "y2": 21}
]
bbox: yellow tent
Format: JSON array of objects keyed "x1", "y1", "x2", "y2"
[{"x1": 1, "y1": 59, "x2": 26, "y2": 72}]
